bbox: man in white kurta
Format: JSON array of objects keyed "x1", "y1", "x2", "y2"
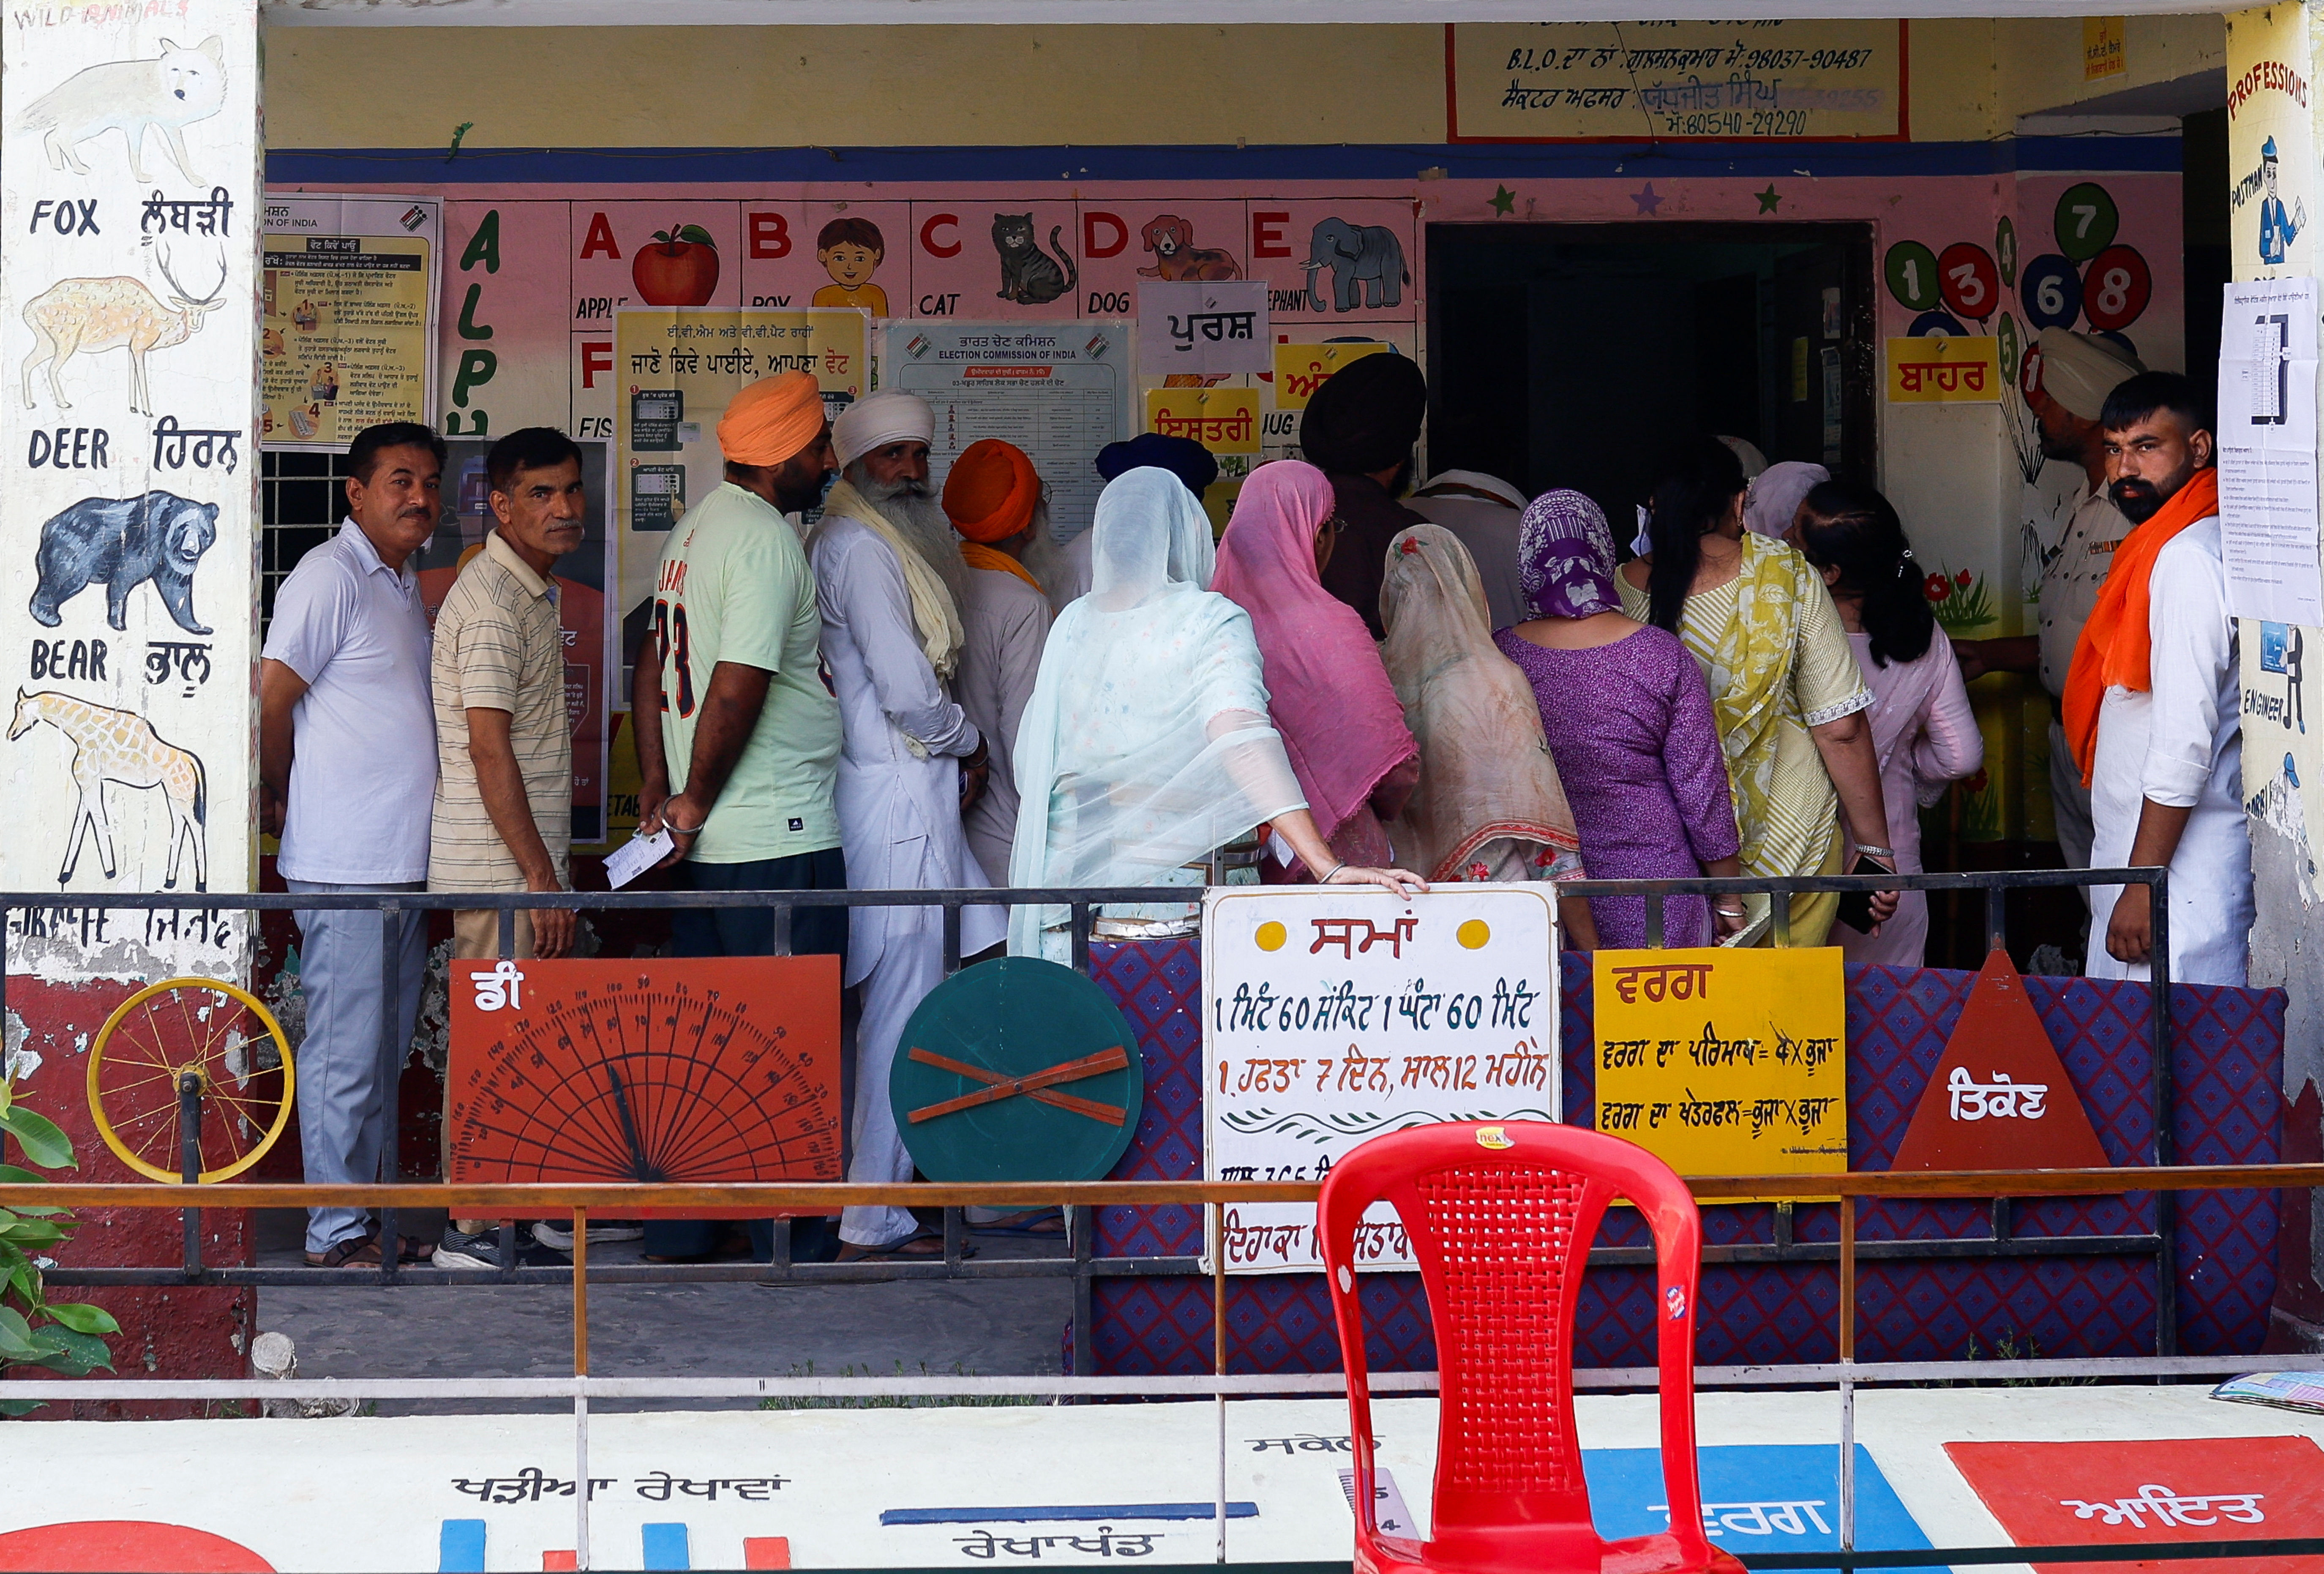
[
  {"x1": 2076, "y1": 373, "x2": 2252, "y2": 986},
  {"x1": 812, "y1": 392, "x2": 1004, "y2": 1255}
]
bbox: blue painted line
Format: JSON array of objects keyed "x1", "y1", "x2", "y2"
[
  {"x1": 881, "y1": 1502, "x2": 1260, "y2": 1526},
  {"x1": 266, "y1": 136, "x2": 2177, "y2": 188},
  {"x1": 437, "y1": 1519, "x2": 486, "y2": 1574},
  {"x1": 643, "y1": 1521, "x2": 692, "y2": 1570}
]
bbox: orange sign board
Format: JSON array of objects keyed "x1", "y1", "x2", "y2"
[
  {"x1": 1890, "y1": 950, "x2": 2108, "y2": 1172},
  {"x1": 447, "y1": 957, "x2": 842, "y2": 1214}
]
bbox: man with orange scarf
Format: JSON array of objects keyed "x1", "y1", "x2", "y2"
[
  {"x1": 943, "y1": 438, "x2": 1053, "y2": 887},
  {"x1": 2065, "y1": 372, "x2": 2252, "y2": 986}
]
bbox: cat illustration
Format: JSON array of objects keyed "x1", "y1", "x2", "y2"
[
  {"x1": 17, "y1": 36, "x2": 228, "y2": 185},
  {"x1": 992, "y1": 214, "x2": 1078, "y2": 306},
  {"x1": 30, "y1": 491, "x2": 218, "y2": 635}
]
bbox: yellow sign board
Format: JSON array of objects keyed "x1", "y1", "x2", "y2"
[
  {"x1": 262, "y1": 232, "x2": 432, "y2": 447},
  {"x1": 1448, "y1": 21, "x2": 1905, "y2": 142},
  {"x1": 1272, "y1": 341, "x2": 1390, "y2": 412},
  {"x1": 1886, "y1": 336, "x2": 2002, "y2": 404},
  {"x1": 2083, "y1": 16, "x2": 2127, "y2": 81},
  {"x1": 1146, "y1": 387, "x2": 1260, "y2": 454},
  {"x1": 1591, "y1": 947, "x2": 1847, "y2": 1185}
]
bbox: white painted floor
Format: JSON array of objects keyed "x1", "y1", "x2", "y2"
[{"x1": 7, "y1": 1385, "x2": 2322, "y2": 1572}]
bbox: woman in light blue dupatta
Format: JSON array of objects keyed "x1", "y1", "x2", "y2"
[{"x1": 1007, "y1": 468, "x2": 1423, "y2": 958}]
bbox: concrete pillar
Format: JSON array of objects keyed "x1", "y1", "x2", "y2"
[
  {"x1": 2225, "y1": 2, "x2": 2324, "y2": 1345},
  {"x1": 0, "y1": 0, "x2": 263, "y2": 1410}
]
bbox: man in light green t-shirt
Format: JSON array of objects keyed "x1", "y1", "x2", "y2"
[{"x1": 633, "y1": 371, "x2": 845, "y2": 960}]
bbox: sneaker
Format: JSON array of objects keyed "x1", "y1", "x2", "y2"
[
  {"x1": 431, "y1": 1223, "x2": 566, "y2": 1269},
  {"x1": 529, "y1": 1219, "x2": 645, "y2": 1252}
]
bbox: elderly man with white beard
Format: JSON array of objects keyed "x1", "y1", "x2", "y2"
[{"x1": 811, "y1": 391, "x2": 1005, "y2": 1260}]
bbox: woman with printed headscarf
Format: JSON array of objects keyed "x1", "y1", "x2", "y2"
[
  {"x1": 1495, "y1": 489, "x2": 1746, "y2": 950},
  {"x1": 1378, "y1": 523, "x2": 1598, "y2": 949},
  {"x1": 1007, "y1": 467, "x2": 1423, "y2": 959}
]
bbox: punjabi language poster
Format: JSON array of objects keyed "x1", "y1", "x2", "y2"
[
  {"x1": 1201, "y1": 885, "x2": 1562, "y2": 1274},
  {"x1": 1590, "y1": 947, "x2": 1848, "y2": 1187},
  {"x1": 261, "y1": 192, "x2": 439, "y2": 450},
  {"x1": 2217, "y1": 276, "x2": 2324, "y2": 627}
]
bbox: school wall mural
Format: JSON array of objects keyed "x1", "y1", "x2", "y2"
[{"x1": 3, "y1": 2, "x2": 260, "y2": 980}]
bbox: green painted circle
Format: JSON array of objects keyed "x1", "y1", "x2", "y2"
[
  {"x1": 2053, "y1": 183, "x2": 2119, "y2": 262},
  {"x1": 1997, "y1": 312, "x2": 2021, "y2": 379},
  {"x1": 1996, "y1": 216, "x2": 2018, "y2": 285},
  {"x1": 892, "y1": 957, "x2": 1145, "y2": 1184},
  {"x1": 1884, "y1": 241, "x2": 1941, "y2": 311}
]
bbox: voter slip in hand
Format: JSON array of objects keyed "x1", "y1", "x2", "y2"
[{"x1": 604, "y1": 828, "x2": 675, "y2": 889}]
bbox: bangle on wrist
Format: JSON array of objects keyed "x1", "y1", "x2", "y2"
[
  {"x1": 1855, "y1": 843, "x2": 1896, "y2": 859},
  {"x1": 1319, "y1": 860, "x2": 1347, "y2": 884}
]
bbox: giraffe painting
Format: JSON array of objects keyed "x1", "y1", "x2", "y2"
[{"x1": 7, "y1": 689, "x2": 207, "y2": 890}]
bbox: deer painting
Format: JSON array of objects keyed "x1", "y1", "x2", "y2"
[
  {"x1": 20, "y1": 248, "x2": 229, "y2": 414},
  {"x1": 8, "y1": 689, "x2": 208, "y2": 891}
]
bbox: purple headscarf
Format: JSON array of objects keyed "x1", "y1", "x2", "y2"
[{"x1": 1517, "y1": 489, "x2": 1620, "y2": 619}]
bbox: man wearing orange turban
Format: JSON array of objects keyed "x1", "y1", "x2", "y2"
[
  {"x1": 630, "y1": 369, "x2": 843, "y2": 1262},
  {"x1": 943, "y1": 439, "x2": 1053, "y2": 899}
]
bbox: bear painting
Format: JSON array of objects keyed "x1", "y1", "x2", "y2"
[{"x1": 30, "y1": 490, "x2": 218, "y2": 634}]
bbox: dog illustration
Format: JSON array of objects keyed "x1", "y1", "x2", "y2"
[
  {"x1": 31, "y1": 491, "x2": 218, "y2": 635},
  {"x1": 16, "y1": 35, "x2": 227, "y2": 184},
  {"x1": 9, "y1": 689, "x2": 208, "y2": 891},
  {"x1": 1137, "y1": 216, "x2": 1244, "y2": 282}
]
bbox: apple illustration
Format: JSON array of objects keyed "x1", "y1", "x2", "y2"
[{"x1": 633, "y1": 221, "x2": 720, "y2": 307}]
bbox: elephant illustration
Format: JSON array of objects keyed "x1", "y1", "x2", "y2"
[{"x1": 1305, "y1": 218, "x2": 1409, "y2": 313}]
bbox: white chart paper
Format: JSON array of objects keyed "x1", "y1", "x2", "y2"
[
  {"x1": 2218, "y1": 277, "x2": 2324, "y2": 627},
  {"x1": 887, "y1": 322, "x2": 1132, "y2": 543},
  {"x1": 1137, "y1": 280, "x2": 1270, "y2": 376}
]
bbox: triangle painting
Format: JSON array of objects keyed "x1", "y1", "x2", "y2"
[{"x1": 1890, "y1": 949, "x2": 2110, "y2": 1172}]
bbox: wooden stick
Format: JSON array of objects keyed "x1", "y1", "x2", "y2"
[
  {"x1": 1837, "y1": 1195, "x2": 1855, "y2": 1362},
  {"x1": 904, "y1": 1045, "x2": 1130, "y2": 1126},
  {"x1": 572, "y1": 1205, "x2": 589, "y2": 1378}
]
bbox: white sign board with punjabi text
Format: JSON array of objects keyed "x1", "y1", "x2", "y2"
[{"x1": 1201, "y1": 885, "x2": 1560, "y2": 1275}]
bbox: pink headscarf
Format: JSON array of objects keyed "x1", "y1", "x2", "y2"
[{"x1": 1211, "y1": 461, "x2": 1417, "y2": 841}]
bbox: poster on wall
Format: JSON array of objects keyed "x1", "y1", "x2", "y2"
[
  {"x1": 1201, "y1": 885, "x2": 1561, "y2": 1275},
  {"x1": 417, "y1": 439, "x2": 616, "y2": 848},
  {"x1": 2218, "y1": 276, "x2": 2324, "y2": 628},
  {"x1": 611, "y1": 307, "x2": 867, "y2": 620},
  {"x1": 2227, "y1": 8, "x2": 2315, "y2": 280},
  {"x1": 1447, "y1": 21, "x2": 1906, "y2": 142},
  {"x1": 261, "y1": 193, "x2": 439, "y2": 450},
  {"x1": 2, "y1": 2, "x2": 260, "y2": 978},
  {"x1": 885, "y1": 322, "x2": 1132, "y2": 543}
]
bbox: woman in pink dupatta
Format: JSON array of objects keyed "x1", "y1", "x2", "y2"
[
  {"x1": 1212, "y1": 461, "x2": 1420, "y2": 879},
  {"x1": 1792, "y1": 479, "x2": 1983, "y2": 966}
]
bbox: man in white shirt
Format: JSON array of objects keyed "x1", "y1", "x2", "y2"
[
  {"x1": 811, "y1": 392, "x2": 1004, "y2": 1259},
  {"x1": 259, "y1": 423, "x2": 442, "y2": 1267},
  {"x1": 1407, "y1": 469, "x2": 1530, "y2": 630},
  {"x1": 1956, "y1": 328, "x2": 2145, "y2": 879},
  {"x1": 2068, "y1": 372, "x2": 2252, "y2": 986}
]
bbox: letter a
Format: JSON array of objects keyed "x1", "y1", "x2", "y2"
[{"x1": 579, "y1": 211, "x2": 621, "y2": 260}]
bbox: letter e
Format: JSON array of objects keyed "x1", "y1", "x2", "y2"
[{"x1": 1252, "y1": 211, "x2": 1292, "y2": 259}]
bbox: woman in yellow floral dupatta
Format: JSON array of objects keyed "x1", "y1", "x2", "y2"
[{"x1": 1618, "y1": 437, "x2": 1899, "y2": 945}]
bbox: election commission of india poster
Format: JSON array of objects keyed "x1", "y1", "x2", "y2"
[
  {"x1": 613, "y1": 308, "x2": 869, "y2": 618},
  {"x1": 885, "y1": 322, "x2": 1132, "y2": 546},
  {"x1": 1202, "y1": 885, "x2": 1562, "y2": 1275},
  {"x1": 262, "y1": 193, "x2": 440, "y2": 450},
  {"x1": 1590, "y1": 947, "x2": 1849, "y2": 1191}
]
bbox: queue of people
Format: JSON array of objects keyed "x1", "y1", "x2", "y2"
[{"x1": 257, "y1": 341, "x2": 2250, "y2": 1267}]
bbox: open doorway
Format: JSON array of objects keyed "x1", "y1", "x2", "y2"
[{"x1": 1426, "y1": 223, "x2": 1878, "y2": 523}]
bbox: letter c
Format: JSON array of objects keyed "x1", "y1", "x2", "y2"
[{"x1": 920, "y1": 212, "x2": 960, "y2": 259}]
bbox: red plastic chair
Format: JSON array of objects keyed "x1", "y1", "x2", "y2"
[{"x1": 1318, "y1": 1120, "x2": 1745, "y2": 1574}]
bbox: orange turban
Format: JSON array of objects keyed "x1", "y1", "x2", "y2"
[
  {"x1": 942, "y1": 439, "x2": 1040, "y2": 543},
  {"x1": 717, "y1": 371, "x2": 825, "y2": 466}
]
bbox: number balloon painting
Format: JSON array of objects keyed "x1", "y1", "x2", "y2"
[{"x1": 447, "y1": 957, "x2": 842, "y2": 1208}]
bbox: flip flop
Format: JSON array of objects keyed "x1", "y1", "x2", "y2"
[{"x1": 970, "y1": 1208, "x2": 1066, "y2": 1237}]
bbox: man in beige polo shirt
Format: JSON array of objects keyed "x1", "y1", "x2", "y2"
[{"x1": 427, "y1": 426, "x2": 600, "y2": 1268}]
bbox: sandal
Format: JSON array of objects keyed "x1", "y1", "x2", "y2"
[
  {"x1": 970, "y1": 1208, "x2": 1066, "y2": 1237},
  {"x1": 305, "y1": 1235, "x2": 383, "y2": 1268},
  {"x1": 836, "y1": 1230, "x2": 973, "y2": 1263}
]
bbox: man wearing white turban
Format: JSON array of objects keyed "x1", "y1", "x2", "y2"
[
  {"x1": 809, "y1": 388, "x2": 1003, "y2": 1259},
  {"x1": 1954, "y1": 327, "x2": 2144, "y2": 889}
]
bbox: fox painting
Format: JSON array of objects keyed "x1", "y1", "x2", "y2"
[{"x1": 17, "y1": 36, "x2": 228, "y2": 185}]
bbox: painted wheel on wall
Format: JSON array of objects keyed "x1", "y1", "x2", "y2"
[{"x1": 86, "y1": 978, "x2": 295, "y2": 1184}]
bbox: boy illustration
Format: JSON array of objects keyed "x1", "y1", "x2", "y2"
[{"x1": 813, "y1": 217, "x2": 890, "y2": 316}]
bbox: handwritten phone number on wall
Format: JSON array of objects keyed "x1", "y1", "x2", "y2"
[{"x1": 1213, "y1": 976, "x2": 1541, "y2": 1037}]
